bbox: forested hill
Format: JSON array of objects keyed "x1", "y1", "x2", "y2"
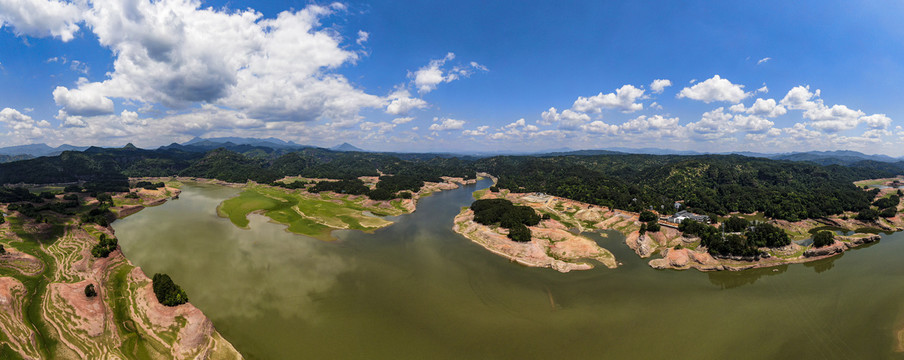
[
  {"x1": 0, "y1": 145, "x2": 477, "y2": 186},
  {"x1": 476, "y1": 154, "x2": 902, "y2": 221},
  {"x1": 0, "y1": 145, "x2": 900, "y2": 221}
]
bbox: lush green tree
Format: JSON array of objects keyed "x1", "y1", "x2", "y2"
[
  {"x1": 274, "y1": 180, "x2": 308, "y2": 189},
  {"x1": 470, "y1": 199, "x2": 539, "y2": 242},
  {"x1": 95, "y1": 193, "x2": 113, "y2": 205},
  {"x1": 91, "y1": 234, "x2": 118, "y2": 258},
  {"x1": 367, "y1": 188, "x2": 393, "y2": 201},
  {"x1": 880, "y1": 207, "x2": 897, "y2": 218},
  {"x1": 39, "y1": 191, "x2": 56, "y2": 199},
  {"x1": 0, "y1": 244, "x2": 5, "y2": 255},
  {"x1": 678, "y1": 218, "x2": 707, "y2": 235},
  {"x1": 639, "y1": 222, "x2": 647, "y2": 235},
  {"x1": 873, "y1": 195, "x2": 900, "y2": 209},
  {"x1": 82, "y1": 207, "x2": 114, "y2": 226},
  {"x1": 471, "y1": 199, "x2": 539, "y2": 227},
  {"x1": 646, "y1": 221, "x2": 660, "y2": 232},
  {"x1": 399, "y1": 191, "x2": 413, "y2": 199},
  {"x1": 489, "y1": 186, "x2": 499, "y2": 192},
  {"x1": 722, "y1": 216, "x2": 750, "y2": 233},
  {"x1": 745, "y1": 223, "x2": 791, "y2": 248},
  {"x1": 856, "y1": 208, "x2": 879, "y2": 222},
  {"x1": 64, "y1": 184, "x2": 82, "y2": 193},
  {"x1": 639, "y1": 210, "x2": 657, "y2": 222},
  {"x1": 85, "y1": 283, "x2": 97, "y2": 297},
  {"x1": 812, "y1": 231, "x2": 834, "y2": 248},
  {"x1": 310, "y1": 179, "x2": 370, "y2": 196},
  {"x1": 135, "y1": 181, "x2": 165, "y2": 190},
  {"x1": 152, "y1": 273, "x2": 189, "y2": 307},
  {"x1": 507, "y1": 223, "x2": 532, "y2": 242}
]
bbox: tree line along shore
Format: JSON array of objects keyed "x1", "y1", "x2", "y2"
[{"x1": 454, "y1": 177, "x2": 902, "y2": 273}]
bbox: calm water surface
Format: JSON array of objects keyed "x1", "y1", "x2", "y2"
[{"x1": 113, "y1": 180, "x2": 904, "y2": 359}]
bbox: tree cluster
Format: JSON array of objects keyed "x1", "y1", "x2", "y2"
[
  {"x1": 812, "y1": 231, "x2": 835, "y2": 248},
  {"x1": 856, "y1": 208, "x2": 879, "y2": 222},
  {"x1": 84, "y1": 283, "x2": 97, "y2": 298},
  {"x1": 477, "y1": 154, "x2": 892, "y2": 222},
  {"x1": 745, "y1": 223, "x2": 791, "y2": 248},
  {"x1": 91, "y1": 234, "x2": 118, "y2": 258},
  {"x1": 82, "y1": 207, "x2": 115, "y2": 226},
  {"x1": 722, "y1": 216, "x2": 750, "y2": 232},
  {"x1": 679, "y1": 218, "x2": 790, "y2": 258},
  {"x1": 470, "y1": 199, "x2": 540, "y2": 242},
  {"x1": 135, "y1": 181, "x2": 165, "y2": 190},
  {"x1": 273, "y1": 180, "x2": 309, "y2": 189},
  {"x1": 152, "y1": 273, "x2": 189, "y2": 307}
]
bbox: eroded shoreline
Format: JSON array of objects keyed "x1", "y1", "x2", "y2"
[{"x1": 0, "y1": 178, "x2": 243, "y2": 359}]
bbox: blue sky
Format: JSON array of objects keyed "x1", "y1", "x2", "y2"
[{"x1": 0, "y1": 0, "x2": 903, "y2": 155}]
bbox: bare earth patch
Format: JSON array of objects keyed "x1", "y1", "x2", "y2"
[
  {"x1": 0, "y1": 277, "x2": 41, "y2": 358},
  {"x1": 453, "y1": 209, "x2": 616, "y2": 273},
  {"x1": 0, "y1": 245, "x2": 44, "y2": 276}
]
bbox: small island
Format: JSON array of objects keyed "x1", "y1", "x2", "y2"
[{"x1": 454, "y1": 187, "x2": 618, "y2": 273}]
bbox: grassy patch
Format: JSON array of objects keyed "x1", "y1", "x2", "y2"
[
  {"x1": 107, "y1": 264, "x2": 157, "y2": 359},
  {"x1": 854, "y1": 178, "x2": 892, "y2": 187},
  {"x1": 7, "y1": 217, "x2": 64, "y2": 245},
  {"x1": 808, "y1": 225, "x2": 848, "y2": 235},
  {"x1": 218, "y1": 185, "x2": 397, "y2": 240},
  {"x1": 472, "y1": 189, "x2": 488, "y2": 199},
  {"x1": 732, "y1": 212, "x2": 768, "y2": 223}
]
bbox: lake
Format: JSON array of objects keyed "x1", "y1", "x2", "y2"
[{"x1": 113, "y1": 180, "x2": 904, "y2": 359}]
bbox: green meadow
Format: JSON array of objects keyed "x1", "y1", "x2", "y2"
[{"x1": 217, "y1": 185, "x2": 404, "y2": 240}]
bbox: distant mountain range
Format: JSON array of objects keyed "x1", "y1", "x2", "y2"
[
  {"x1": 0, "y1": 143, "x2": 89, "y2": 158},
  {"x1": 0, "y1": 138, "x2": 902, "y2": 166},
  {"x1": 330, "y1": 142, "x2": 367, "y2": 152}
]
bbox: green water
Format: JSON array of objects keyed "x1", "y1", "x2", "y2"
[{"x1": 113, "y1": 181, "x2": 904, "y2": 359}]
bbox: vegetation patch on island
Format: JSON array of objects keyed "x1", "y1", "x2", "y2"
[{"x1": 454, "y1": 189, "x2": 617, "y2": 273}]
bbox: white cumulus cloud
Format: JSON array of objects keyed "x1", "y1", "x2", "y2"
[
  {"x1": 572, "y1": 84, "x2": 645, "y2": 113},
  {"x1": 53, "y1": 81, "x2": 115, "y2": 116},
  {"x1": 410, "y1": 52, "x2": 487, "y2": 94},
  {"x1": 540, "y1": 107, "x2": 591, "y2": 130},
  {"x1": 385, "y1": 89, "x2": 428, "y2": 115},
  {"x1": 677, "y1": 75, "x2": 750, "y2": 103},
  {"x1": 650, "y1": 79, "x2": 672, "y2": 94},
  {"x1": 429, "y1": 118, "x2": 465, "y2": 131},
  {"x1": 0, "y1": 0, "x2": 82, "y2": 41},
  {"x1": 861, "y1": 114, "x2": 891, "y2": 129}
]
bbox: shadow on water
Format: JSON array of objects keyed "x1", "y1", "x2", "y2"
[
  {"x1": 802, "y1": 254, "x2": 840, "y2": 274},
  {"x1": 707, "y1": 264, "x2": 790, "y2": 289}
]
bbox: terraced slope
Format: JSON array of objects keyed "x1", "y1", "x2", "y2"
[{"x1": 0, "y1": 184, "x2": 242, "y2": 359}]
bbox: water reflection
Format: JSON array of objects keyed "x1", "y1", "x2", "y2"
[
  {"x1": 113, "y1": 182, "x2": 904, "y2": 359},
  {"x1": 802, "y1": 255, "x2": 838, "y2": 274},
  {"x1": 114, "y1": 185, "x2": 353, "y2": 323},
  {"x1": 707, "y1": 265, "x2": 788, "y2": 289}
]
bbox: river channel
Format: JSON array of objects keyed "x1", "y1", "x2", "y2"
[{"x1": 113, "y1": 180, "x2": 904, "y2": 359}]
